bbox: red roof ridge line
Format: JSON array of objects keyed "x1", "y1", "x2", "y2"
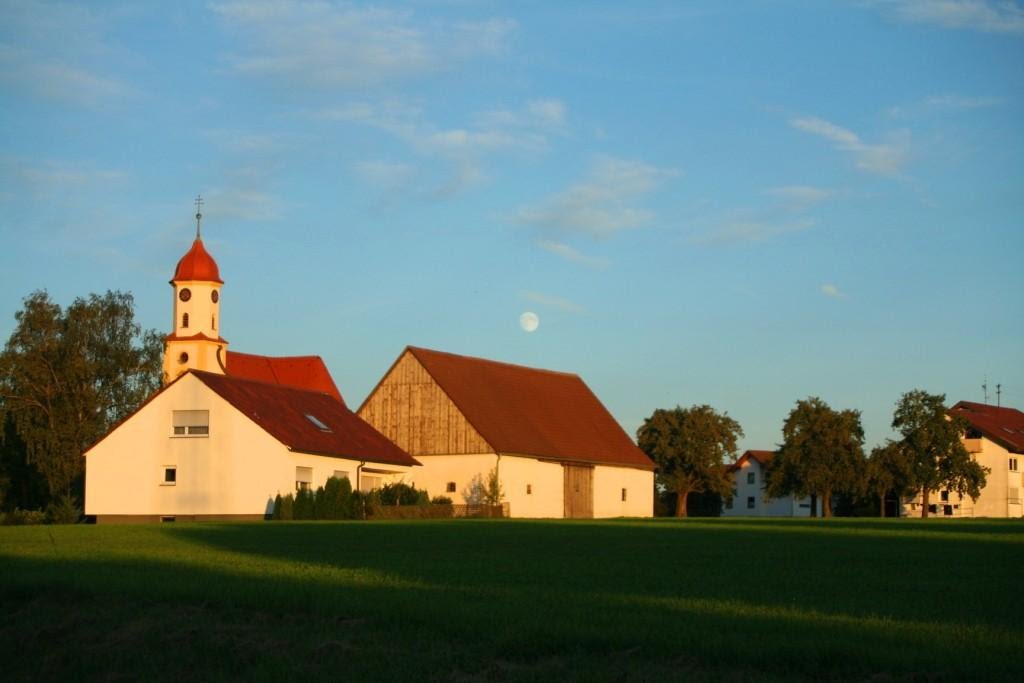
[
  {"x1": 193, "y1": 368, "x2": 336, "y2": 399},
  {"x1": 407, "y1": 345, "x2": 582, "y2": 380}
]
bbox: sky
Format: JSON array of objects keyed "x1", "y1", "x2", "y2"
[{"x1": 1, "y1": 0, "x2": 1022, "y2": 455}]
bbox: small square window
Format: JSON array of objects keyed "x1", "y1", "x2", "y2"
[
  {"x1": 526, "y1": 484, "x2": 532, "y2": 495},
  {"x1": 747, "y1": 472, "x2": 755, "y2": 485},
  {"x1": 940, "y1": 490, "x2": 949, "y2": 502},
  {"x1": 747, "y1": 496, "x2": 755, "y2": 509},
  {"x1": 446, "y1": 481, "x2": 456, "y2": 493},
  {"x1": 621, "y1": 488, "x2": 627, "y2": 502},
  {"x1": 163, "y1": 467, "x2": 177, "y2": 485}
]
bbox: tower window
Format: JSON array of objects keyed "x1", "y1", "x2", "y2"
[
  {"x1": 212, "y1": 316, "x2": 216, "y2": 330},
  {"x1": 178, "y1": 352, "x2": 189, "y2": 364},
  {"x1": 182, "y1": 312, "x2": 189, "y2": 328}
]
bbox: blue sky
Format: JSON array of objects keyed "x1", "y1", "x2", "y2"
[{"x1": 1, "y1": 0, "x2": 1022, "y2": 454}]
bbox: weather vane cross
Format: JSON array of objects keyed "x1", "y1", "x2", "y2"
[{"x1": 194, "y1": 195, "x2": 204, "y2": 239}]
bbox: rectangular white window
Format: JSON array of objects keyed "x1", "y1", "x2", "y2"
[
  {"x1": 162, "y1": 467, "x2": 176, "y2": 485},
  {"x1": 361, "y1": 475, "x2": 382, "y2": 492},
  {"x1": 333, "y1": 470, "x2": 350, "y2": 482},
  {"x1": 172, "y1": 410, "x2": 209, "y2": 437},
  {"x1": 296, "y1": 466, "x2": 313, "y2": 492}
]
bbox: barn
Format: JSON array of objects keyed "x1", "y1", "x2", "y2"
[{"x1": 357, "y1": 346, "x2": 655, "y2": 518}]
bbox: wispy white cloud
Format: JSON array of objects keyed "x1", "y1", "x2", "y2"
[
  {"x1": 924, "y1": 94, "x2": 1004, "y2": 109},
  {"x1": 765, "y1": 185, "x2": 835, "y2": 210},
  {"x1": 203, "y1": 187, "x2": 282, "y2": 222},
  {"x1": 536, "y1": 240, "x2": 610, "y2": 268},
  {"x1": 870, "y1": 0, "x2": 1024, "y2": 34},
  {"x1": 888, "y1": 93, "x2": 1003, "y2": 117},
  {"x1": 202, "y1": 129, "x2": 299, "y2": 154},
  {"x1": 690, "y1": 218, "x2": 815, "y2": 246},
  {"x1": 311, "y1": 98, "x2": 566, "y2": 197},
  {"x1": 521, "y1": 290, "x2": 585, "y2": 314},
  {"x1": 516, "y1": 157, "x2": 677, "y2": 238},
  {"x1": 0, "y1": 44, "x2": 132, "y2": 107},
  {"x1": 354, "y1": 160, "x2": 417, "y2": 188},
  {"x1": 820, "y1": 283, "x2": 847, "y2": 299},
  {"x1": 790, "y1": 116, "x2": 909, "y2": 176},
  {"x1": 689, "y1": 183, "x2": 836, "y2": 246},
  {"x1": 212, "y1": 1, "x2": 517, "y2": 89}
]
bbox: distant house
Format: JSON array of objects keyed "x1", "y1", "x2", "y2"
[
  {"x1": 722, "y1": 450, "x2": 821, "y2": 517},
  {"x1": 357, "y1": 346, "x2": 655, "y2": 518},
  {"x1": 903, "y1": 401, "x2": 1024, "y2": 518},
  {"x1": 84, "y1": 234, "x2": 418, "y2": 522}
]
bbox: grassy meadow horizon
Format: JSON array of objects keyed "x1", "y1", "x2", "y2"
[{"x1": 1, "y1": 517, "x2": 1021, "y2": 680}]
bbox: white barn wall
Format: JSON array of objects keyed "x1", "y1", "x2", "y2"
[
  {"x1": 405, "y1": 453, "x2": 498, "y2": 503},
  {"x1": 498, "y1": 456, "x2": 564, "y2": 518},
  {"x1": 593, "y1": 465, "x2": 654, "y2": 518}
]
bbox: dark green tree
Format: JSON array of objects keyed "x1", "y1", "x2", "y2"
[
  {"x1": 765, "y1": 397, "x2": 864, "y2": 518},
  {"x1": 637, "y1": 405, "x2": 743, "y2": 517},
  {"x1": 865, "y1": 441, "x2": 914, "y2": 517},
  {"x1": 892, "y1": 390, "x2": 987, "y2": 518},
  {"x1": 0, "y1": 290, "x2": 162, "y2": 503}
]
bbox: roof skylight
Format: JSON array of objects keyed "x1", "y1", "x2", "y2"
[{"x1": 305, "y1": 413, "x2": 331, "y2": 432}]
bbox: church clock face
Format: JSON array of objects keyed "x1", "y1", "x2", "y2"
[
  {"x1": 211, "y1": 290, "x2": 219, "y2": 303},
  {"x1": 179, "y1": 288, "x2": 192, "y2": 302}
]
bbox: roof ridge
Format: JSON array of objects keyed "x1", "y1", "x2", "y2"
[
  {"x1": 408, "y1": 345, "x2": 582, "y2": 379},
  {"x1": 193, "y1": 369, "x2": 334, "y2": 399},
  {"x1": 229, "y1": 350, "x2": 327, "y2": 362}
]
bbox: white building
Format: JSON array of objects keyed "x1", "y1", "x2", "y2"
[
  {"x1": 84, "y1": 233, "x2": 418, "y2": 522},
  {"x1": 358, "y1": 346, "x2": 655, "y2": 518},
  {"x1": 722, "y1": 450, "x2": 821, "y2": 517},
  {"x1": 904, "y1": 401, "x2": 1023, "y2": 518}
]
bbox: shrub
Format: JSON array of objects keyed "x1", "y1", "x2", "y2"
[
  {"x1": 378, "y1": 482, "x2": 427, "y2": 506},
  {"x1": 272, "y1": 494, "x2": 284, "y2": 520},
  {"x1": 2, "y1": 508, "x2": 47, "y2": 525},
  {"x1": 46, "y1": 495, "x2": 81, "y2": 524},
  {"x1": 278, "y1": 493, "x2": 295, "y2": 520},
  {"x1": 430, "y1": 496, "x2": 453, "y2": 505},
  {"x1": 294, "y1": 488, "x2": 315, "y2": 520}
]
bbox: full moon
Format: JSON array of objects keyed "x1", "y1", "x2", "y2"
[{"x1": 519, "y1": 311, "x2": 539, "y2": 332}]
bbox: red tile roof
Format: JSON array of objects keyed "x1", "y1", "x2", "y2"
[
  {"x1": 728, "y1": 450, "x2": 776, "y2": 472},
  {"x1": 172, "y1": 238, "x2": 223, "y2": 283},
  {"x1": 226, "y1": 351, "x2": 344, "y2": 404},
  {"x1": 402, "y1": 347, "x2": 655, "y2": 470},
  {"x1": 950, "y1": 401, "x2": 1024, "y2": 454},
  {"x1": 194, "y1": 371, "x2": 419, "y2": 468}
]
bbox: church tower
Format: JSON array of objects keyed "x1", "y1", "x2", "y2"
[{"x1": 162, "y1": 199, "x2": 228, "y2": 384}]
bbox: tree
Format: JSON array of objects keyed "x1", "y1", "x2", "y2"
[
  {"x1": 637, "y1": 405, "x2": 743, "y2": 517},
  {"x1": 0, "y1": 290, "x2": 162, "y2": 502},
  {"x1": 765, "y1": 397, "x2": 864, "y2": 518},
  {"x1": 865, "y1": 441, "x2": 913, "y2": 518},
  {"x1": 892, "y1": 390, "x2": 987, "y2": 518},
  {"x1": 462, "y1": 466, "x2": 504, "y2": 506}
]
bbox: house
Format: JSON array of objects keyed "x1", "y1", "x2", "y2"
[
  {"x1": 903, "y1": 401, "x2": 1024, "y2": 518},
  {"x1": 357, "y1": 346, "x2": 655, "y2": 518},
  {"x1": 84, "y1": 231, "x2": 419, "y2": 522},
  {"x1": 722, "y1": 450, "x2": 821, "y2": 517}
]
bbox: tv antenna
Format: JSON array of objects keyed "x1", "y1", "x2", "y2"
[
  {"x1": 996, "y1": 383, "x2": 1002, "y2": 408},
  {"x1": 982, "y1": 376, "x2": 988, "y2": 404}
]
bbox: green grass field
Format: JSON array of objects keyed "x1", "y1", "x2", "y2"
[{"x1": 1, "y1": 518, "x2": 1021, "y2": 681}]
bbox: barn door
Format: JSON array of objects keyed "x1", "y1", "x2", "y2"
[{"x1": 562, "y1": 465, "x2": 594, "y2": 518}]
